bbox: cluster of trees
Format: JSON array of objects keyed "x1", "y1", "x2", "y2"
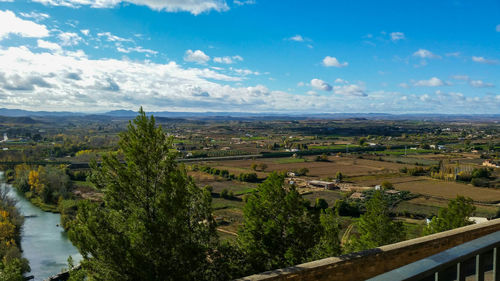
[
  {"x1": 191, "y1": 165, "x2": 259, "y2": 182},
  {"x1": 11, "y1": 164, "x2": 72, "y2": 205},
  {"x1": 315, "y1": 153, "x2": 330, "y2": 162},
  {"x1": 250, "y1": 163, "x2": 267, "y2": 171},
  {"x1": 63, "y1": 110, "x2": 479, "y2": 281},
  {"x1": 0, "y1": 187, "x2": 30, "y2": 281},
  {"x1": 400, "y1": 166, "x2": 432, "y2": 176},
  {"x1": 430, "y1": 165, "x2": 494, "y2": 187}
]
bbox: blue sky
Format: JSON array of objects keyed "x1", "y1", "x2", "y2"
[{"x1": 0, "y1": 0, "x2": 499, "y2": 114}]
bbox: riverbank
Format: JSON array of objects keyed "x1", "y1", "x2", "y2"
[{"x1": 0, "y1": 172, "x2": 82, "y2": 281}]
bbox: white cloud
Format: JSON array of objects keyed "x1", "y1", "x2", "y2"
[
  {"x1": 413, "y1": 49, "x2": 441, "y2": 59},
  {"x1": 322, "y1": 56, "x2": 348, "y2": 67},
  {"x1": 472, "y1": 56, "x2": 499, "y2": 65},
  {"x1": 390, "y1": 32, "x2": 405, "y2": 41},
  {"x1": 334, "y1": 78, "x2": 348, "y2": 84},
  {"x1": 333, "y1": 84, "x2": 367, "y2": 97},
  {"x1": 470, "y1": 80, "x2": 494, "y2": 88},
  {"x1": 414, "y1": 77, "x2": 446, "y2": 87},
  {"x1": 297, "y1": 81, "x2": 305, "y2": 87},
  {"x1": 37, "y1": 39, "x2": 62, "y2": 52},
  {"x1": 117, "y1": 46, "x2": 158, "y2": 55},
  {"x1": 306, "y1": 90, "x2": 318, "y2": 96},
  {"x1": 310, "y1": 79, "x2": 332, "y2": 91},
  {"x1": 32, "y1": 0, "x2": 229, "y2": 15},
  {"x1": 289, "y1": 34, "x2": 304, "y2": 42},
  {"x1": 230, "y1": 68, "x2": 260, "y2": 76},
  {"x1": 0, "y1": 10, "x2": 49, "y2": 40},
  {"x1": 419, "y1": 94, "x2": 430, "y2": 102},
  {"x1": 80, "y1": 29, "x2": 90, "y2": 36},
  {"x1": 184, "y1": 49, "x2": 210, "y2": 64},
  {"x1": 97, "y1": 32, "x2": 133, "y2": 42},
  {"x1": 19, "y1": 11, "x2": 50, "y2": 21},
  {"x1": 233, "y1": 0, "x2": 255, "y2": 5},
  {"x1": 58, "y1": 32, "x2": 82, "y2": 46},
  {"x1": 213, "y1": 55, "x2": 243, "y2": 64},
  {"x1": 399, "y1": 82, "x2": 410, "y2": 88}
]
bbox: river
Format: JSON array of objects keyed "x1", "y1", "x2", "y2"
[{"x1": 0, "y1": 172, "x2": 82, "y2": 281}]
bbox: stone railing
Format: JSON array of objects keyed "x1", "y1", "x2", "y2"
[{"x1": 237, "y1": 219, "x2": 500, "y2": 281}]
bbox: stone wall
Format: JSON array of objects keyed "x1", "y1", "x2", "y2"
[{"x1": 237, "y1": 219, "x2": 500, "y2": 281}]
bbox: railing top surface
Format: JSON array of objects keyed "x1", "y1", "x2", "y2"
[{"x1": 367, "y1": 230, "x2": 500, "y2": 281}]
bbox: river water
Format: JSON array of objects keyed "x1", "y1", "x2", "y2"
[{"x1": 0, "y1": 172, "x2": 82, "y2": 281}]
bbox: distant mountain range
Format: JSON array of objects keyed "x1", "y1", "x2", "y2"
[{"x1": 0, "y1": 108, "x2": 499, "y2": 121}]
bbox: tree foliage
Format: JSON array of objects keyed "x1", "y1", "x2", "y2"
[
  {"x1": 425, "y1": 196, "x2": 475, "y2": 235},
  {"x1": 68, "y1": 108, "x2": 217, "y2": 281},
  {"x1": 349, "y1": 190, "x2": 405, "y2": 251},
  {"x1": 237, "y1": 173, "x2": 320, "y2": 273},
  {"x1": 310, "y1": 208, "x2": 341, "y2": 259}
]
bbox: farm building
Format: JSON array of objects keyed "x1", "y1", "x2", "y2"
[
  {"x1": 350, "y1": 192, "x2": 365, "y2": 200},
  {"x1": 483, "y1": 160, "x2": 499, "y2": 168},
  {"x1": 307, "y1": 180, "x2": 337, "y2": 190}
]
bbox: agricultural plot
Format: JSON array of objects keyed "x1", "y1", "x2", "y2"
[
  {"x1": 206, "y1": 156, "x2": 412, "y2": 178},
  {"x1": 302, "y1": 190, "x2": 345, "y2": 207},
  {"x1": 393, "y1": 178, "x2": 500, "y2": 203}
]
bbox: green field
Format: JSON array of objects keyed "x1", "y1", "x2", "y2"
[{"x1": 273, "y1": 158, "x2": 306, "y2": 164}]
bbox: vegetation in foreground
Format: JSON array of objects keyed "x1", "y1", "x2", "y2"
[
  {"x1": 0, "y1": 184, "x2": 30, "y2": 281},
  {"x1": 57, "y1": 110, "x2": 478, "y2": 280}
]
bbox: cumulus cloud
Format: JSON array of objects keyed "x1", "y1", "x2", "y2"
[
  {"x1": 0, "y1": 10, "x2": 49, "y2": 40},
  {"x1": 390, "y1": 32, "x2": 405, "y2": 41},
  {"x1": 470, "y1": 80, "x2": 494, "y2": 88},
  {"x1": 37, "y1": 39, "x2": 62, "y2": 52},
  {"x1": 184, "y1": 49, "x2": 210, "y2": 64},
  {"x1": 58, "y1": 32, "x2": 82, "y2": 46},
  {"x1": 413, "y1": 49, "x2": 441, "y2": 59},
  {"x1": 213, "y1": 55, "x2": 243, "y2": 64},
  {"x1": 414, "y1": 77, "x2": 447, "y2": 87},
  {"x1": 289, "y1": 35, "x2": 304, "y2": 42},
  {"x1": 32, "y1": 0, "x2": 230, "y2": 15},
  {"x1": 333, "y1": 84, "x2": 367, "y2": 97},
  {"x1": 310, "y1": 78, "x2": 332, "y2": 91},
  {"x1": 322, "y1": 56, "x2": 348, "y2": 67},
  {"x1": 472, "y1": 56, "x2": 499, "y2": 65}
]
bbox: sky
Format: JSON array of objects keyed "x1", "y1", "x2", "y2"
[{"x1": 0, "y1": 0, "x2": 499, "y2": 114}]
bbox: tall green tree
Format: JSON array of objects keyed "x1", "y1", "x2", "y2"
[
  {"x1": 310, "y1": 208, "x2": 342, "y2": 259},
  {"x1": 349, "y1": 190, "x2": 405, "y2": 251},
  {"x1": 425, "y1": 196, "x2": 475, "y2": 235},
  {"x1": 237, "y1": 173, "x2": 319, "y2": 273},
  {"x1": 68, "y1": 108, "x2": 217, "y2": 281}
]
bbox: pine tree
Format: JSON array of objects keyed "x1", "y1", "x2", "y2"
[
  {"x1": 68, "y1": 108, "x2": 217, "y2": 281},
  {"x1": 237, "y1": 173, "x2": 319, "y2": 273},
  {"x1": 425, "y1": 196, "x2": 475, "y2": 235},
  {"x1": 310, "y1": 208, "x2": 341, "y2": 259},
  {"x1": 349, "y1": 190, "x2": 405, "y2": 251}
]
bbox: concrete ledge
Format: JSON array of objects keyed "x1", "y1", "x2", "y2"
[{"x1": 237, "y1": 219, "x2": 500, "y2": 281}]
